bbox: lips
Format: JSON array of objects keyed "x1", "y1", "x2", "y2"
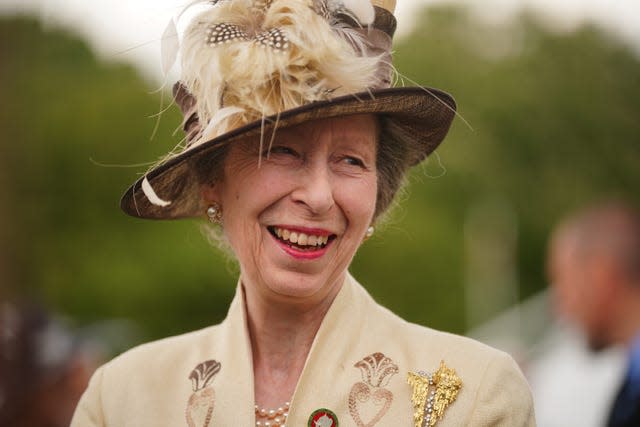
[{"x1": 267, "y1": 226, "x2": 336, "y2": 255}]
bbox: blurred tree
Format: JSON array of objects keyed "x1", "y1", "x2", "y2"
[
  {"x1": 0, "y1": 17, "x2": 236, "y2": 340},
  {"x1": 1, "y1": 5, "x2": 638, "y2": 342},
  {"x1": 354, "y1": 6, "x2": 640, "y2": 331}
]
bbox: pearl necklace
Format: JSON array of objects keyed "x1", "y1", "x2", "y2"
[{"x1": 254, "y1": 401, "x2": 290, "y2": 427}]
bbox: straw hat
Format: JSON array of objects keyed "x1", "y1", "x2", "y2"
[{"x1": 121, "y1": 0, "x2": 456, "y2": 219}]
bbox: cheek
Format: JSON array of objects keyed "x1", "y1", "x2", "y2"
[
  {"x1": 359, "y1": 176, "x2": 378, "y2": 214},
  {"x1": 222, "y1": 172, "x2": 290, "y2": 239},
  {"x1": 337, "y1": 179, "x2": 377, "y2": 226},
  {"x1": 224, "y1": 168, "x2": 286, "y2": 212}
]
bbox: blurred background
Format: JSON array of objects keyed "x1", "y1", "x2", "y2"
[{"x1": 0, "y1": 0, "x2": 639, "y2": 426}]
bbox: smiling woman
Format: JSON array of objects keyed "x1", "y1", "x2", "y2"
[{"x1": 71, "y1": 0, "x2": 535, "y2": 426}]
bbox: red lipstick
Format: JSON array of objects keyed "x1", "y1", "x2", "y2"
[{"x1": 276, "y1": 238, "x2": 330, "y2": 260}]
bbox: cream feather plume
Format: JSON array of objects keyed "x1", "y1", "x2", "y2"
[
  {"x1": 178, "y1": 0, "x2": 382, "y2": 147},
  {"x1": 161, "y1": 18, "x2": 179, "y2": 76},
  {"x1": 160, "y1": 0, "x2": 214, "y2": 77}
]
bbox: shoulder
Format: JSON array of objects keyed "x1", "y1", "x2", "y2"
[
  {"x1": 106, "y1": 325, "x2": 220, "y2": 370},
  {"x1": 380, "y1": 305, "x2": 527, "y2": 382},
  {"x1": 366, "y1": 292, "x2": 514, "y2": 367},
  {"x1": 71, "y1": 325, "x2": 224, "y2": 427},
  {"x1": 364, "y1": 299, "x2": 535, "y2": 425},
  {"x1": 352, "y1": 278, "x2": 514, "y2": 365},
  {"x1": 96, "y1": 323, "x2": 227, "y2": 395}
]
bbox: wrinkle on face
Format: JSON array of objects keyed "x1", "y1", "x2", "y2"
[{"x1": 207, "y1": 115, "x2": 379, "y2": 307}]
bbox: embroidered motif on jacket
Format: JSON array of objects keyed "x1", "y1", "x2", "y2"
[
  {"x1": 186, "y1": 360, "x2": 221, "y2": 427},
  {"x1": 349, "y1": 352, "x2": 399, "y2": 426}
]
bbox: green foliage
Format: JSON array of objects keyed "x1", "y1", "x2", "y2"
[
  {"x1": 354, "y1": 7, "x2": 640, "y2": 332},
  {"x1": 1, "y1": 7, "x2": 638, "y2": 344},
  {"x1": 0, "y1": 17, "x2": 236, "y2": 341}
]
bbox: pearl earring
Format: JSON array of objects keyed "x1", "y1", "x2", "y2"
[
  {"x1": 206, "y1": 203, "x2": 223, "y2": 224},
  {"x1": 365, "y1": 226, "x2": 375, "y2": 239}
]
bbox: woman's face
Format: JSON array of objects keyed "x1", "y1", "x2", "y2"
[{"x1": 206, "y1": 114, "x2": 378, "y2": 304}]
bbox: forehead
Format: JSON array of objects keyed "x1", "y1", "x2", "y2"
[
  {"x1": 270, "y1": 114, "x2": 378, "y2": 147},
  {"x1": 228, "y1": 114, "x2": 380, "y2": 164}
]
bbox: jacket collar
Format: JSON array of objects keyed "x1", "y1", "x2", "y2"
[{"x1": 216, "y1": 272, "x2": 367, "y2": 425}]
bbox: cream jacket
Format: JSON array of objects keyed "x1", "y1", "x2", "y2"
[{"x1": 71, "y1": 274, "x2": 535, "y2": 426}]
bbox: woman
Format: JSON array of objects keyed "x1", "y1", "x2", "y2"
[{"x1": 72, "y1": 0, "x2": 535, "y2": 425}]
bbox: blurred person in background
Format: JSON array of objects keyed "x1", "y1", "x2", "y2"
[
  {"x1": 0, "y1": 302, "x2": 100, "y2": 427},
  {"x1": 70, "y1": 0, "x2": 535, "y2": 426},
  {"x1": 548, "y1": 201, "x2": 640, "y2": 427}
]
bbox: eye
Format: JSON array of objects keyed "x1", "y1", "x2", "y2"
[
  {"x1": 266, "y1": 145, "x2": 298, "y2": 157},
  {"x1": 343, "y1": 156, "x2": 366, "y2": 168}
]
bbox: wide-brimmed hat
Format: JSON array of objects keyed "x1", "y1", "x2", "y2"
[{"x1": 121, "y1": 0, "x2": 456, "y2": 219}]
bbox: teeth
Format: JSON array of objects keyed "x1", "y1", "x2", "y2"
[{"x1": 272, "y1": 227, "x2": 330, "y2": 247}]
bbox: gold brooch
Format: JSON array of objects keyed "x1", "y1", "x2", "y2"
[{"x1": 407, "y1": 361, "x2": 462, "y2": 427}]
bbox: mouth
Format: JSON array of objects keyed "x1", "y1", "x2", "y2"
[{"x1": 267, "y1": 226, "x2": 336, "y2": 253}]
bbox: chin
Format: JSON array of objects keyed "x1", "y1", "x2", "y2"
[{"x1": 265, "y1": 269, "x2": 344, "y2": 301}]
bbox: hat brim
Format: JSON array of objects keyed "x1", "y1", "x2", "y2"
[{"x1": 121, "y1": 86, "x2": 456, "y2": 219}]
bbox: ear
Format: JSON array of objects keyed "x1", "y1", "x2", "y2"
[
  {"x1": 592, "y1": 257, "x2": 625, "y2": 304},
  {"x1": 200, "y1": 181, "x2": 221, "y2": 206}
]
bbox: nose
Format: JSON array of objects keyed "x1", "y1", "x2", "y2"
[{"x1": 291, "y1": 162, "x2": 335, "y2": 215}]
